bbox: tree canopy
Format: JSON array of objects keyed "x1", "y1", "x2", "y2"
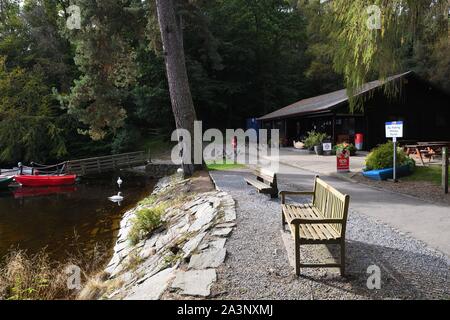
[{"x1": 0, "y1": 0, "x2": 447, "y2": 165}]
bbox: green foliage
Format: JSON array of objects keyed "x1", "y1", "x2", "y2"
[
  {"x1": 129, "y1": 205, "x2": 166, "y2": 245},
  {"x1": 138, "y1": 195, "x2": 157, "y2": 206},
  {"x1": 333, "y1": 143, "x2": 357, "y2": 156},
  {"x1": 63, "y1": 0, "x2": 145, "y2": 140},
  {"x1": 327, "y1": 0, "x2": 449, "y2": 110},
  {"x1": 303, "y1": 130, "x2": 327, "y2": 149},
  {"x1": 0, "y1": 57, "x2": 68, "y2": 163},
  {"x1": 365, "y1": 141, "x2": 415, "y2": 170}
]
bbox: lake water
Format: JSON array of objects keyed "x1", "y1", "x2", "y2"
[{"x1": 0, "y1": 171, "x2": 155, "y2": 264}]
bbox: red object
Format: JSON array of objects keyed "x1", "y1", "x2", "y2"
[
  {"x1": 231, "y1": 136, "x2": 237, "y2": 149},
  {"x1": 355, "y1": 133, "x2": 363, "y2": 144},
  {"x1": 13, "y1": 186, "x2": 77, "y2": 198},
  {"x1": 14, "y1": 175, "x2": 77, "y2": 187},
  {"x1": 336, "y1": 149, "x2": 350, "y2": 172}
]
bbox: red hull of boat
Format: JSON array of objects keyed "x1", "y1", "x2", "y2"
[{"x1": 14, "y1": 175, "x2": 77, "y2": 187}]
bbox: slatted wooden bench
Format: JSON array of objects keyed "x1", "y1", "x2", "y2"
[
  {"x1": 280, "y1": 176, "x2": 350, "y2": 276},
  {"x1": 244, "y1": 167, "x2": 278, "y2": 198}
]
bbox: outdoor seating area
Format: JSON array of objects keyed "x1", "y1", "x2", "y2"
[
  {"x1": 404, "y1": 141, "x2": 450, "y2": 165},
  {"x1": 280, "y1": 176, "x2": 350, "y2": 276},
  {"x1": 244, "y1": 168, "x2": 278, "y2": 198}
]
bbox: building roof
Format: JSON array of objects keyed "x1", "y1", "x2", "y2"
[{"x1": 258, "y1": 71, "x2": 412, "y2": 121}]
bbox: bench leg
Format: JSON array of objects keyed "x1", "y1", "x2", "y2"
[
  {"x1": 294, "y1": 224, "x2": 300, "y2": 276},
  {"x1": 340, "y1": 240, "x2": 346, "y2": 277},
  {"x1": 281, "y1": 210, "x2": 286, "y2": 230}
]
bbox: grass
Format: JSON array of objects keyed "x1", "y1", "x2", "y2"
[
  {"x1": 402, "y1": 165, "x2": 449, "y2": 185},
  {"x1": 0, "y1": 246, "x2": 106, "y2": 300},
  {"x1": 206, "y1": 161, "x2": 246, "y2": 171},
  {"x1": 128, "y1": 205, "x2": 166, "y2": 245}
]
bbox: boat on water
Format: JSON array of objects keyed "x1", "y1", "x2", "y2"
[
  {"x1": 14, "y1": 175, "x2": 77, "y2": 187},
  {"x1": 0, "y1": 176, "x2": 14, "y2": 189}
]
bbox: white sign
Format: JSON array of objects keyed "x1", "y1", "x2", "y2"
[
  {"x1": 385, "y1": 121, "x2": 403, "y2": 138},
  {"x1": 323, "y1": 142, "x2": 332, "y2": 151}
]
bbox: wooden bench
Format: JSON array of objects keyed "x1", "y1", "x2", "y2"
[
  {"x1": 280, "y1": 176, "x2": 350, "y2": 276},
  {"x1": 244, "y1": 168, "x2": 278, "y2": 198}
]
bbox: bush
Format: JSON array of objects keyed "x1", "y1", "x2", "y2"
[
  {"x1": 365, "y1": 141, "x2": 414, "y2": 170},
  {"x1": 303, "y1": 131, "x2": 327, "y2": 149},
  {"x1": 128, "y1": 206, "x2": 165, "y2": 245}
]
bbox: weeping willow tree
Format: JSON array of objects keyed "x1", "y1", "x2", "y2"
[{"x1": 326, "y1": 0, "x2": 449, "y2": 109}]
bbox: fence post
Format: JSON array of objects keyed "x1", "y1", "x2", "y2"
[{"x1": 443, "y1": 147, "x2": 448, "y2": 194}]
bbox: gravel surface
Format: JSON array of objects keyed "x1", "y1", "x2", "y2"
[{"x1": 210, "y1": 170, "x2": 450, "y2": 300}]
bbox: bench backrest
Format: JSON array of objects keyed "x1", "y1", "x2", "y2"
[
  {"x1": 312, "y1": 177, "x2": 350, "y2": 235},
  {"x1": 255, "y1": 167, "x2": 277, "y2": 186}
]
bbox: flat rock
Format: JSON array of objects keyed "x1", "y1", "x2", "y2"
[
  {"x1": 212, "y1": 227, "x2": 233, "y2": 237},
  {"x1": 208, "y1": 238, "x2": 227, "y2": 249},
  {"x1": 188, "y1": 204, "x2": 216, "y2": 232},
  {"x1": 188, "y1": 248, "x2": 227, "y2": 269},
  {"x1": 182, "y1": 232, "x2": 207, "y2": 258},
  {"x1": 124, "y1": 267, "x2": 176, "y2": 300},
  {"x1": 171, "y1": 269, "x2": 217, "y2": 297},
  {"x1": 224, "y1": 208, "x2": 237, "y2": 222}
]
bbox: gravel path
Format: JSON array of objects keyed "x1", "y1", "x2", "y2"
[{"x1": 210, "y1": 170, "x2": 449, "y2": 300}]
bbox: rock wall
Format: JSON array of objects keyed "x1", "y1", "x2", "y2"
[
  {"x1": 144, "y1": 162, "x2": 179, "y2": 178},
  {"x1": 101, "y1": 174, "x2": 236, "y2": 300}
]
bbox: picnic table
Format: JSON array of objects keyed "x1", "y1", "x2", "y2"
[{"x1": 405, "y1": 142, "x2": 450, "y2": 165}]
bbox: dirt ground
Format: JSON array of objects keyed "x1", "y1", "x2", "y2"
[{"x1": 352, "y1": 173, "x2": 450, "y2": 206}]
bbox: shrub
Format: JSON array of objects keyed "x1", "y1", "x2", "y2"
[
  {"x1": 303, "y1": 131, "x2": 327, "y2": 149},
  {"x1": 365, "y1": 141, "x2": 414, "y2": 170},
  {"x1": 128, "y1": 205, "x2": 165, "y2": 245}
]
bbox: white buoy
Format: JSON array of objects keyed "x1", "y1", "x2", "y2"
[
  {"x1": 117, "y1": 177, "x2": 123, "y2": 188},
  {"x1": 177, "y1": 168, "x2": 184, "y2": 174}
]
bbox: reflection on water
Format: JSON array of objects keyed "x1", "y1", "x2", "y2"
[{"x1": 0, "y1": 172, "x2": 155, "y2": 264}]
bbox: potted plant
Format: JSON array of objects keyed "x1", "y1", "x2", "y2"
[{"x1": 303, "y1": 131, "x2": 327, "y2": 155}]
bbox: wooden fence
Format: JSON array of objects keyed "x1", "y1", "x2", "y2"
[{"x1": 65, "y1": 151, "x2": 149, "y2": 176}]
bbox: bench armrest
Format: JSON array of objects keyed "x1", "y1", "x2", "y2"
[{"x1": 279, "y1": 190, "x2": 314, "y2": 204}]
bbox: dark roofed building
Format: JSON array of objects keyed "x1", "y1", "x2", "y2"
[{"x1": 258, "y1": 71, "x2": 450, "y2": 149}]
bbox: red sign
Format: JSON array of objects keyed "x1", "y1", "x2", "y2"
[{"x1": 337, "y1": 149, "x2": 350, "y2": 172}]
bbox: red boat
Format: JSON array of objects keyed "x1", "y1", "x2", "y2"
[{"x1": 14, "y1": 175, "x2": 77, "y2": 187}]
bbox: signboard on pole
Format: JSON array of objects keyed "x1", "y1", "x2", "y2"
[
  {"x1": 385, "y1": 121, "x2": 403, "y2": 138},
  {"x1": 386, "y1": 121, "x2": 403, "y2": 182}
]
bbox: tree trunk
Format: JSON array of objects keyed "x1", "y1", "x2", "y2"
[{"x1": 155, "y1": 0, "x2": 197, "y2": 176}]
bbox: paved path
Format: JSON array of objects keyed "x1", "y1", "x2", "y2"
[
  {"x1": 210, "y1": 169, "x2": 449, "y2": 299},
  {"x1": 263, "y1": 147, "x2": 367, "y2": 174}
]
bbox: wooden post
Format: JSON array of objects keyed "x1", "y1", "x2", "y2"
[{"x1": 443, "y1": 147, "x2": 448, "y2": 194}]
